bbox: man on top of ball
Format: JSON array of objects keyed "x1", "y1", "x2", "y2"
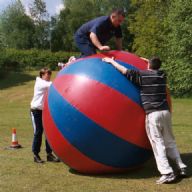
[
  {"x1": 102, "y1": 56, "x2": 187, "y2": 184},
  {"x1": 74, "y1": 8, "x2": 125, "y2": 57}
]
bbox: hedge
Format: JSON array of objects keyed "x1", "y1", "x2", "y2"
[{"x1": 0, "y1": 49, "x2": 79, "y2": 71}]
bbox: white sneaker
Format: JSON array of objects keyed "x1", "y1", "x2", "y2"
[{"x1": 156, "y1": 173, "x2": 176, "y2": 184}]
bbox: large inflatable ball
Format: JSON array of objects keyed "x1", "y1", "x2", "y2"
[{"x1": 43, "y1": 51, "x2": 153, "y2": 174}]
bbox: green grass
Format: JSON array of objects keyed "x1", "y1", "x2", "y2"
[{"x1": 0, "y1": 71, "x2": 192, "y2": 192}]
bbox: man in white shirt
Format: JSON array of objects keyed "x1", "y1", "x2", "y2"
[{"x1": 30, "y1": 68, "x2": 59, "y2": 163}]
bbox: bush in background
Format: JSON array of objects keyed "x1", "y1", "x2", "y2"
[{"x1": 0, "y1": 49, "x2": 79, "y2": 71}]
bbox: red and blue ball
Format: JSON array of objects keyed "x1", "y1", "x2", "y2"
[{"x1": 43, "y1": 51, "x2": 153, "y2": 174}]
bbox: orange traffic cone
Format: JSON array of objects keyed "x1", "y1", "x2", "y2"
[{"x1": 10, "y1": 128, "x2": 22, "y2": 149}]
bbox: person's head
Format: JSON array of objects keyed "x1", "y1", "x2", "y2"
[
  {"x1": 39, "y1": 67, "x2": 52, "y2": 81},
  {"x1": 148, "y1": 57, "x2": 162, "y2": 70},
  {"x1": 110, "y1": 8, "x2": 125, "y2": 27}
]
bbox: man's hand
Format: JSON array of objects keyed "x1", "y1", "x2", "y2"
[
  {"x1": 102, "y1": 57, "x2": 114, "y2": 64},
  {"x1": 102, "y1": 57, "x2": 127, "y2": 75},
  {"x1": 140, "y1": 57, "x2": 149, "y2": 63},
  {"x1": 90, "y1": 32, "x2": 110, "y2": 51},
  {"x1": 99, "y1": 46, "x2": 111, "y2": 51},
  {"x1": 90, "y1": 32, "x2": 111, "y2": 51}
]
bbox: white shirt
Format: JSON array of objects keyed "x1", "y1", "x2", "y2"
[{"x1": 30, "y1": 77, "x2": 52, "y2": 110}]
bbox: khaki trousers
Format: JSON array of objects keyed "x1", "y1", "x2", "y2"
[{"x1": 145, "y1": 110, "x2": 186, "y2": 175}]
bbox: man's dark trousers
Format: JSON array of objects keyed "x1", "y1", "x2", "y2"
[
  {"x1": 74, "y1": 35, "x2": 97, "y2": 57},
  {"x1": 30, "y1": 109, "x2": 52, "y2": 155}
]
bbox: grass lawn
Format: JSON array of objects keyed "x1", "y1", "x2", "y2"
[{"x1": 0, "y1": 71, "x2": 191, "y2": 192}]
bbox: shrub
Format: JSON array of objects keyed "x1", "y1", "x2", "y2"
[{"x1": 0, "y1": 49, "x2": 79, "y2": 71}]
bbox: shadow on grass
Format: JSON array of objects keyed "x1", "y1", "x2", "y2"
[
  {"x1": 69, "y1": 157, "x2": 158, "y2": 179},
  {"x1": 180, "y1": 153, "x2": 192, "y2": 176},
  {"x1": 0, "y1": 71, "x2": 35, "y2": 89},
  {"x1": 69, "y1": 153, "x2": 192, "y2": 180}
]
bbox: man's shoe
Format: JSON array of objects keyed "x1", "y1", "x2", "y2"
[
  {"x1": 34, "y1": 154, "x2": 44, "y2": 163},
  {"x1": 178, "y1": 168, "x2": 187, "y2": 178},
  {"x1": 47, "y1": 153, "x2": 60, "y2": 162},
  {"x1": 156, "y1": 173, "x2": 176, "y2": 184}
]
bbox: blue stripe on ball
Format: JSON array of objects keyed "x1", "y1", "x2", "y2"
[
  {"x1": 48, "y1": 85, "x2": 152, "y2": 168},
  {"x1": 58, "y1": 58, "x2": 141, "y2": 106}
]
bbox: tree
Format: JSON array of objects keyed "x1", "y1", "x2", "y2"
[
  {"x1": 0, "y1": 24, "x2": 6, "y2": 49},
  {"x1": 0, "y1": 0, "x2": 35, "y2": 49},
  {"x1": 163, "y1": 0, "x2": 192, "y2": 96},
  {"x1": 128, "y1": 0, "x2": 170, "y2": 57},
  {"x1": 29, "y1": 0, "x2": 50, "y2": 49},
  {"x1": 50, "y1": 8, "x2": 72, "y2": 51}
]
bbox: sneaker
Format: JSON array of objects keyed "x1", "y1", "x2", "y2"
[
  {"x1": 47, "y1": 153, "x2": 60, "y2": 162},
  {"x1": 34, "y1": 154, "x2": 44, "y2": 163},
  {"x1": 156, "y1": 173, "x2": 176, "y2": 184},
  {"x1": 178, "y1": 168, "x2": 187, "y2": 178}
]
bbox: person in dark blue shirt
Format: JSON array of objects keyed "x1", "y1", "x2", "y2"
[{"x1": 74, "y1": 9, "x2": 125, "y2": 57}]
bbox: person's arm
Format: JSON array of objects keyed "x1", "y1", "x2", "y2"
[
  {"x1": 140, "y1": 57, "x2": 149, "y2": 63},
  {"x1": 115, "y1": 38, "x2": 122, "y2": 50},
  {"x1": 90, "y1": 32, "x2": 110, "y2": 51},
  {"x1": 102, "y1": 57, "x2": 142, "y2": 86},
  {"x1": 102, "y1": 57, "x2": 127, "y2": 74},
  {"x1": 38, "y1": 77, "x2": 52, "y2": 90}
]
